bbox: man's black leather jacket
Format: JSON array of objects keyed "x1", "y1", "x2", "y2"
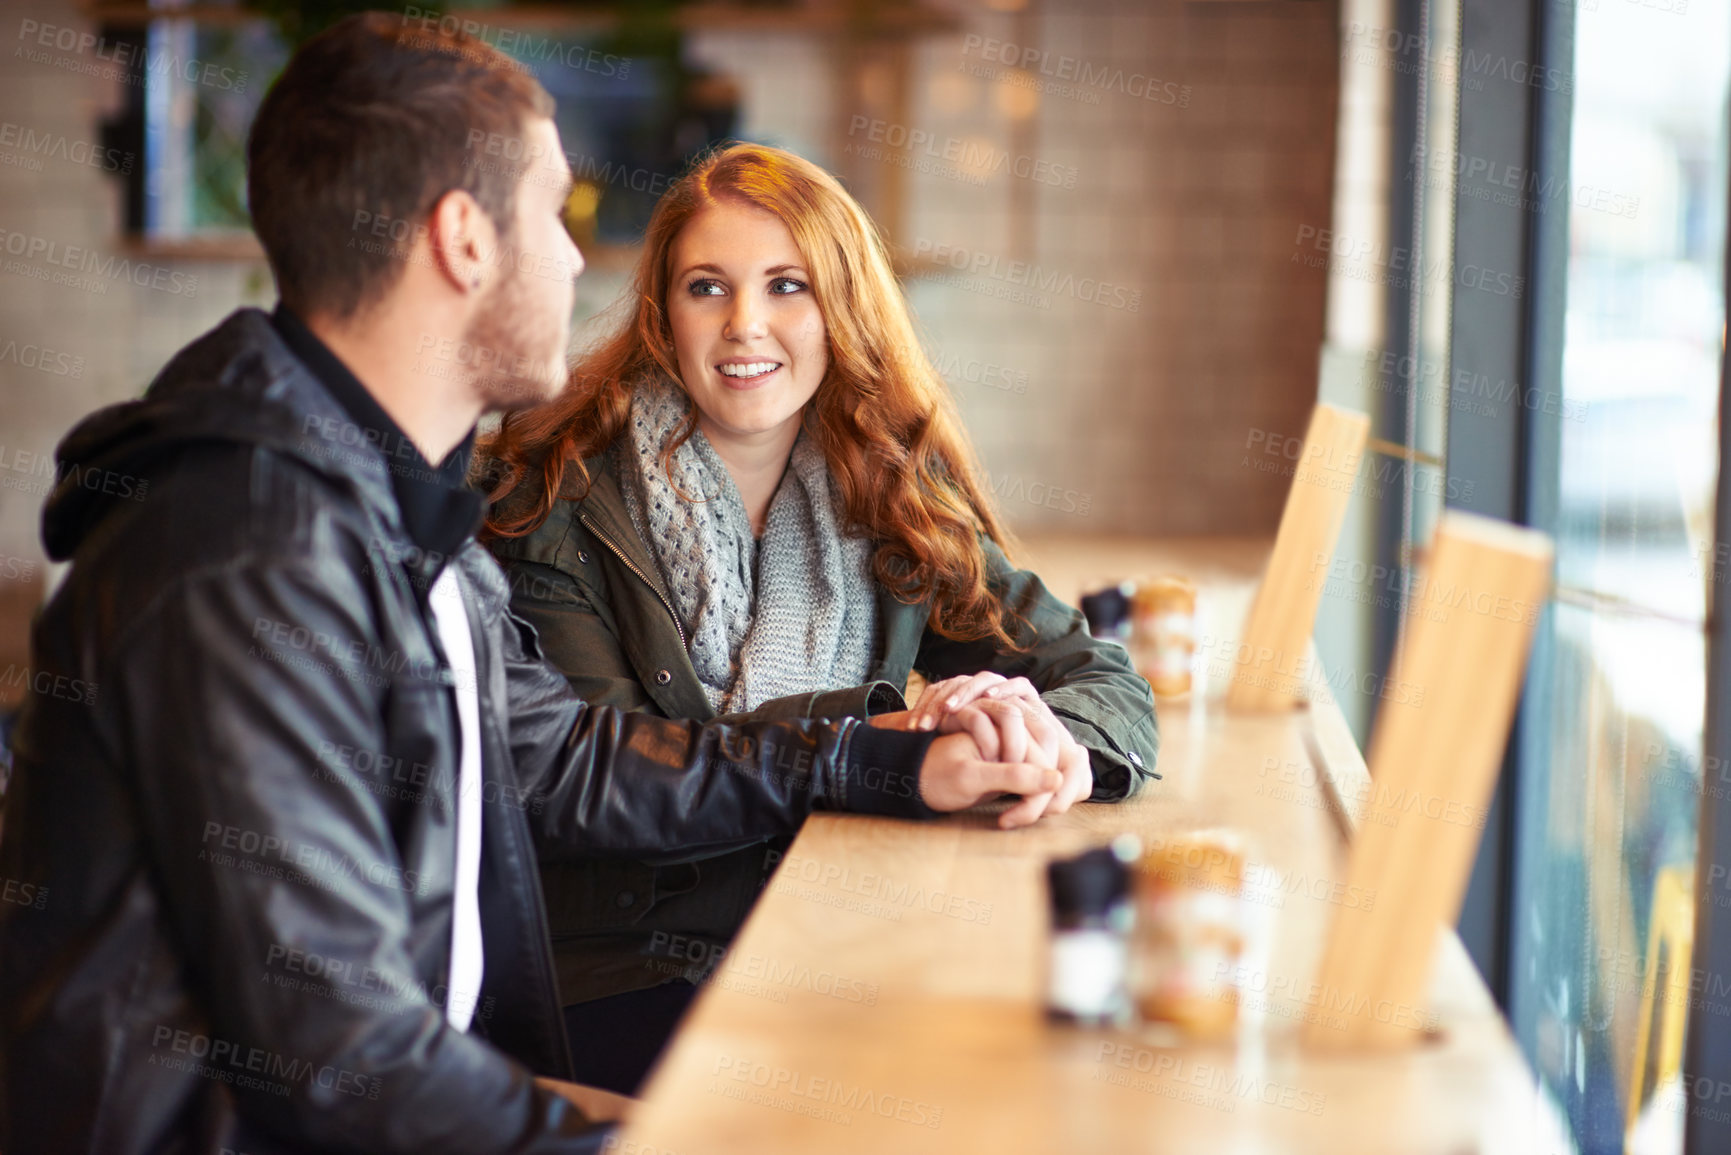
[{"x1": 0, "y1": 309, "x2": 936, "y2": 1154}]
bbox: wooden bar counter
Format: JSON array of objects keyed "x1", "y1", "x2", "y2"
[{"x1": 614, "y1": 537, "x2": 1571, "y2": 1155}]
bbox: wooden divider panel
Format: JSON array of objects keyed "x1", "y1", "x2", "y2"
[
  {"x1": 1304, "y1": 511, "x2": 1552, "y2": 1049},
  {"x1": 1226, "y1": 403, "x2": 1371, "y2": 712}
]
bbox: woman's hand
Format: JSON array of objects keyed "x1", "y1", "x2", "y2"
[{"x1": 907, "y1": 672, "x2": 1034, "y2": 731}]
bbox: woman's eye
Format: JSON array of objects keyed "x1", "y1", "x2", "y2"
[
  {"x1": 687, "y1": 278, "x2": 725, "y2": 297},
  {"x1": 769, "y1": 277, "x2": 807, "y2": 295}
]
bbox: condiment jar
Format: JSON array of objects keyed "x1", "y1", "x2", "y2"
[
  {"x1": 1131, "y1": 831, "x2": 1246, "y2": 1039},
  {"x1": 1131, "y1": 576, "x2": 1196, "y2": 698}
]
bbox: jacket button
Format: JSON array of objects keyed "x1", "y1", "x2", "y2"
[
  {"x1": 616, "y1": 891, "x2": 636, "y2": 908},
  {"x1": 655, "y1": 669, "x2": 672, "y2": 686},
  {"x1": 577, "y1": 550, "x2": 590, "y2": 564}
]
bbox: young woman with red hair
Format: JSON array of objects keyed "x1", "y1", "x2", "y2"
[{"x1": 479, "y1": 142, "x2": 1156, "y2": 1092}]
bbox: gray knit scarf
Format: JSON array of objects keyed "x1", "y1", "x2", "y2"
[{"x1": 613, "y1": 374, "x2": 879, "y2": 714}]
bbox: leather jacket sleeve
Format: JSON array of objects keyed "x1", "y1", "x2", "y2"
[
  {"x1": 730, "y1": 681, "x2": 909, "y2": 723},
  {"x1": 495, "y1": 585, "x2": 942, "y2": 859},
  {"x1": 914, "y1": 539, "x2": 1160, "y2": 801},
  {"x1": 113, "y1": 558, "x2": 605, "y2": 1155}
]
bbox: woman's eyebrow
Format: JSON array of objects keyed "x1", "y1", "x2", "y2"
[{"x1": 674, "y1": 261, "x2": 809, "y2": 279}]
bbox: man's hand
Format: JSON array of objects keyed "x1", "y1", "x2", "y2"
[
  {"x1": 1013, "y1": 727, "x2": 1091, "y2": 826},
  {"x1": 534, "y1": 1076, "x2": 635, "y2": 1124},
  {"x1": 913, "y1": 724, "x2": 1063, "y2": 828},
  {"x1": 867, "y1": 709, "x2": 920, "y2": 731},
  {"x1": 904, "y1": 674, "x2": 1095, "y2": 826},
  {"x1": 934, "y1": 697, "x2": 1092, "y2": 827}
]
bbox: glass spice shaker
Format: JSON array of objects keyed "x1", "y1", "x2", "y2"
[
  {"x1": 1044, "y1": 839, "x2": 1139, "y2": 1026},
  {"x1": 1079, "y1": 581, "x2": 1135, "y2": 643}
]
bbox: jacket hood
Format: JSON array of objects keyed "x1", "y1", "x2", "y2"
[{"x1": 43, "y1": 309, "x2": 396, "y2": 561}]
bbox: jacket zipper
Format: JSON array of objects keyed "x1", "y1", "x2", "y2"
[{"x1": 579, "y1": 513, "x2": 688, "y2": 650}]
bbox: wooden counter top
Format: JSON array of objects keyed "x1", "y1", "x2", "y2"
[{"x1": 613, "y1": 536, "x2": 1570, "y2": 1154}]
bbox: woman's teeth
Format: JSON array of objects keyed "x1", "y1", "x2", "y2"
[{"x1": 719, "y1": 362, "x2": 779, "y2": 379}]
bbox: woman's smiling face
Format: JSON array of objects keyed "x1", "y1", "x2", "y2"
[{"x1": 666, "y1": 197, "x2": 829, "y2": 457}]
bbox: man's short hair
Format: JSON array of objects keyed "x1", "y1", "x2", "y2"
[{"x1": 246, "y1": 12, "x2": 555, "y2": 319}]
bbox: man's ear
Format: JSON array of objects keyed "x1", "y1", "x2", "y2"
[{"x1": 425, "y1": 189, "x2": 499, "y2": 295}]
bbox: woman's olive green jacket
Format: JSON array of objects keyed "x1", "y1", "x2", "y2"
[{"x1": 488, "y1": 453, "x2": 1159, "y2": 1007}]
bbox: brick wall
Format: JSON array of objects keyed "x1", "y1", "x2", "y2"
[
  {"x1": 0, "y1": 0, "x2": 275, "y2": 574},
  {"x1": 696, "y1": 0, "x2": 1340, "y2": 536},
  {"x1": 0, "y1": 0, "x2": 1341, "y2": 632}
]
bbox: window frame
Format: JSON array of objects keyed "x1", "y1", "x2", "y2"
[{"x1": 1446, "y1": 1, "x2": 1731, "y2": 1150}]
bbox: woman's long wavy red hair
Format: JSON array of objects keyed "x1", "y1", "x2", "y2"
[{"x1": 480, "y1": 142, "x2": 1017, "y2": 646}]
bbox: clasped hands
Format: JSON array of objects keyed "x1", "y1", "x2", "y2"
[{"x1": 871, "y1": 673, "x2": 1092, "y2": 829}]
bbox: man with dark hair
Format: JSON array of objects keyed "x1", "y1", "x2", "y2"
[{"x1": 0, "y1": 13, "x2": 1063, "y2": 1154}]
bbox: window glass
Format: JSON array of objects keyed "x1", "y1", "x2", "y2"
[{"x1": 1511, "y1": 5, "x2": 1728, "y2": 1152}]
